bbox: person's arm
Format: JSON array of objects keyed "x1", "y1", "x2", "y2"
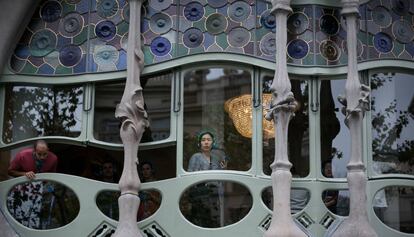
[
  {"x1": 188, "y1": 154, "x2": 198, "y2": 172},
  {"x1": 8, "y1": 154, "x2": 36, "y2": 179}
]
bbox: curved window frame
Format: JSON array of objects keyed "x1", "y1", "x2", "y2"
[
  {"x1": 178, "y1": 62, "x2": 257, "y2": 176},
  {"x1": 366, "y1": 68, "x2": 414, "y2": 179}
]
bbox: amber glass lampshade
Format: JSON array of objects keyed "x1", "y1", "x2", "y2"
[{"x1": 224, "y1": 94, "x2": 274, "y2": 139}]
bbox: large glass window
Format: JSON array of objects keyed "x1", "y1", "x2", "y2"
[
  {"x1": 2, "y1": 84, "x2": 83, "y2": 143},
  {"x1": 262, "y1": 77, "x2": 309, "y2": 177},
  {"x1": 371, "y1": 73, "x2": 414, "y2": 176},
  {"x1": 94, "y1": 73, "x2": 172, "y2": 143},
  {"x1": 320, "y1": 79, "x2": 349, "y2": 178},
  {"x1": 183, "y1": 68, "x2": 252, "y2": 172}
]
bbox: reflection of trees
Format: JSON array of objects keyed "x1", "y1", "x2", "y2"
[
  {"x1": 371, "y1": 73, "x2": 414, "y2": 174},
  {"x1": 3, "y1": 85, "x2": 82, "y2": 143}
]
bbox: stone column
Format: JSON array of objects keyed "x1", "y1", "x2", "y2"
[
  {"x1": 332, "y1": 0, "x2": 377, "y2": 236},
  {"x1": 113, "y1": 0, "x2": 148, "y2": 237},
  {"x1": 263, "y1": 1, "x2": 306, "y2": 237}
]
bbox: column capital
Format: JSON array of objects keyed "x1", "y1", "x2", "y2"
[
  {"x1": 341, "y1": 0, "x2": 360, "y2": 16},
  {"x1": 271, "y1": 0, "x2": 292, "y2": 14}
]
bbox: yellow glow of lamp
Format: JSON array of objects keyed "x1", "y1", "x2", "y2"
[{"x1": 224, "y1": 94, "x2": 274, "y2": 139}]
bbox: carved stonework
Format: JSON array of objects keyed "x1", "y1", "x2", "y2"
[
  {"x1": 113, "y1": 1, "x2": 148, "y2": 237},
  {"x1": 263, "y1": 1, "x2": 306, "y2": 237},
  {"x1": 331, "y1": 0, "x2": 377, "y2": 237}
]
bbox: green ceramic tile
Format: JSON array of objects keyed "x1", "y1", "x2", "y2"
[
  {"x1": 10, "y1": 58, "x2": 26, "y2": 72},
  {"x1": 117, "y1": 21, "x2": 129, "y2": 35},
  {"x1": 204, "y1": 5, "x2": 216, "y2": 16},
  {"x1": 89, "y1": 24, "x2": 97, "y2": 38},
  {"x1": 216, "y1": 33, "x2": 228, "y2": 50},
  {"x1": 55, "y1": 65, "x2": 73, "y2": 74},
  {"x1": 143, "y1": 47, "x2": 154, "y2": 64},
  {"x1": 315, "y1": 54, "x2": 326, "y2": 65},
  {"x1": 74, "y1": 26, "x2": 89, "y2": 45},
  {"x1": 302, "y1": 54, "x2": 313, "y2": 65},
  {"x1": 193, "y1": 18, "x2": 206, "y2": 32},
  {"x1": 189, "y1": 46, "x2": 204, "y2": 54},
  {"x1": 178, "y1": 44, "x2": 189, "y2": 56},
  {"x1": 21, "y1": 62, "x2": 37, "y2": 74},
  {"x1": 62, "y1": 3, "x2": 76, "y2": 15},
  {"x1": 256, "y1": 28, "x2": 271, "y2": 41},
  {"x1": 339, "y1": 54, "x2": 348, "y2": 64},
  {"x1": 366, "y1": 34, "x2": 374, "y2": 46},
  {"x1": 393, "y1": 41, "x2": 404, "y2": 57}
]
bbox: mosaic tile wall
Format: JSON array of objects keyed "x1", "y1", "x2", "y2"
[{"x1": 8, "y1": 0, "x2": 414, "y2": 75}]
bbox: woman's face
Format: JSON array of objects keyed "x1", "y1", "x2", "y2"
[
  {"x1": 200, "y1": 133, "x2": 213, "y2": 152},
  {"x1": 142, "y1": 164, "x2": 153, "y2": 179},
  {"x1": 324, "y1": 162, "x2": 332, "y2": 177}
]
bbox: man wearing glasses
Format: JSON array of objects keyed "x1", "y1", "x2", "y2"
[{"x1": 8, "y1": 140, "x2": 58, "y2": 179}]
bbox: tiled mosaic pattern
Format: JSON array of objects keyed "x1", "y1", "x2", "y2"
[{"x1": 8, "y1": 0, "x2": 414, "y2": 75}]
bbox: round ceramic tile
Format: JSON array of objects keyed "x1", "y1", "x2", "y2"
[
  {"x1": 97, "y1": 0, "x2": 119, "y2": 18},
  {"x1": 392, "y1": 20, "x2": 414, "y2": 44},
  {"x1": 95, "y1": 20, "x2": 116, "y2": 41},
  {"x1": 122, "y1": 4, "x2": 130, "y2": 22},
  {"x1": 392, "y1": 0, "x2": 410, "y2": 16},
  {"x1": 228, "y1": 1, "x2": 251, "y2": 22},
  {"x1": 29, "y1": 29, "x2": 57, "y2": 57},
  {"x1": 184, "y1": 2, "x2": 204, "y2": 21},
  {"x1": 260, "y1": 32, "x2": 276, "y2": 56},
  {"x1": 287, "y1": 39, "x2": 308, "y2": 59},
  {"x1": 287, "y1": 12, "x2": 309, "y2": 35},
  {"x1": 149, "y1": 0, "x2": 172, "y2": 11},
  {"x1": 59, "y1": 45, "x2": 82, "y2": 67},
  {"x1": 150, "y1": 37, "x2": 171, "y2": 56},
  {"x1": 40, "y1": 1, "x2": 62, "y2": 23},
  {"x1": 183, "y1": 28, "x2": 204, "y2": 48},
  {"x1": 94, "y1": 45, "x2": 119, "y2": 65},
  {"x1": 320, "y1": 40, "x2": 340, "y2": 61},
  {"x1": 260, "y1": 10, "x2": 276, "y2": 29},
  {"x1": 59, "y1": 12, "x2": 84, "y2": 37},
  {"x1": 150, "y1": 13, "x2": 172, "y2": 34},
  {"x1": 372, "y1": 6, "x2": 392, "y2": 28},
  {"x1": 206, "y1": 13, "x2": 228, "y2": 35},
  {"x1": 374, "y1": 32, "x2": 393, "y2": 53},
  {"x1": 207, "y1": 0, "x2": 227, "y2": 8},
  {"x1": 228, "y1": 27, "x2": 250, "y2": 47},
  {"x1": 320, "y1": 14, "x2": 339, "y2": 36}
]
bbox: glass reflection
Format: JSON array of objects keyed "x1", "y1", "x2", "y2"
[
  {"x1": 262, "y1": 77, "x2": 309, "y2": 177},
  {"x1": 371, "y1": 73, "x2": 414, "y2": 175},
  {"x1": 180, "y1": 181, "x2": 252, "y2": 228},
  {"x1": 321, "y1": 189, "x2": 349, "y2": 216},
  {"x1": 96, "y1": 190, "x2": 162, "y2": 221},
  {"x1": 2, "y1": 85, "x2": 83, "y2": 143},
  {"x1": 183, "y1": 68, "x2": 252, "y2": 171},
  {"x1": 320, "y1": 80, "x2": 349, "y2": 178},
  {"x1": 7, "y1": 181, "x2": 80, "y2": 229},
  {"x1": 262, "y1": 187, "x2": 310, "y2": 214},
  {"x1": 374, "y1": 186, "x2": 414, "y2": 234},
  {"x1": 94, "y1": 73, "x2": 172, "y2": 143}
]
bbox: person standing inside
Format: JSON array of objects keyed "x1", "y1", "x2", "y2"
[{"x1": 8, "y1": 140, "x2": 58, "y2": 179}]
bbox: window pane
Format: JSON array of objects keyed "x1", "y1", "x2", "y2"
[
  {"x1": 94, "y1": 73, "x2": 172, "y2": 143},
  {"x1": 96, "y1": 189, "x2": 162, "y2": 222},
  {"x1": 179, "y1": 181, "x2": 252, "y2": 228},
  {"x1": 2, "y1": 85, "x2": 83, "y2": 143},
  {"x1": 262, "y1": 187, "x2": 310, "y2": 214},
  {"x1": 183, "y1": 68, "x2": 252, "y2": 171},
  {"x1": 7, "y1": 181, "x2": 80, "y2": 229},
  {"x1": 320, "y1": 79, "x2": 349, "y2": 178},
  {"x1": 262, "y1": 77, "x2": 309, "y2": 177},
  {"x1": 371, "y1": 73, "x2": 414, "y2": 175},
  {"x1": 321, "y1": 189, "x2": 349, "y2": 216},
  {"x1": 374, "y1": 186, "x2": 414, "y2": 234}
]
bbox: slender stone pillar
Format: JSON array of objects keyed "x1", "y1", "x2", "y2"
[
  {"x1": 332, "y1": 1, "x2": 377, "y2": 236},
  {"x1": 263, "y1": 1, "x2": 306, "y2": 237},
  {"x1": 113, "y1": 0, "x2": 148, "y2": 236}
]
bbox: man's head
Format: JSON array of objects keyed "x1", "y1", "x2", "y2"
[
  {"x1": 33, "y1": 140, "x2": 49, "y2": 160},
  {"x1": 102, "y1": 161, "x2": 114, "y2": 179}
]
